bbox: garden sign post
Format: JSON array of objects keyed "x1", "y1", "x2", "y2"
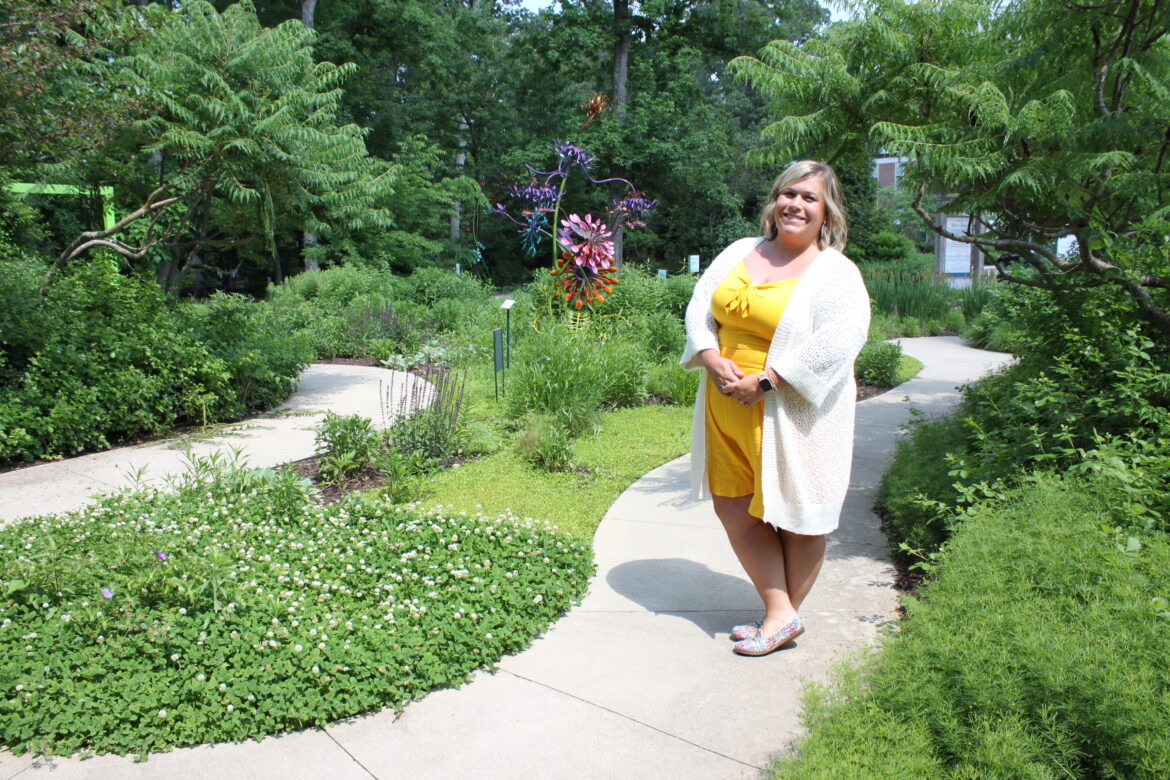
[
  {"x1": 492, "y1": 327, "x2": 505, "y2": 401},
  {"x1": 500, "y1": 299, "x2": 515, "y2": 368}
]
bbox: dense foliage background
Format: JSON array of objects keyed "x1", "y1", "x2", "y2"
[{"x1": 4, "y1": 0, "x2": 1170, "y2": 771}]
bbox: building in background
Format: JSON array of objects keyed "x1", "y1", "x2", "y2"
[{"x1": 871, "y1": 154, "x2": 989, "y2": 288}]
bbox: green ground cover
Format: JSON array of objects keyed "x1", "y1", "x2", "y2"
[
  {"x1": 423, "y1": 404, "x2": 692, "y2": 540},
  {"x1": 770, "y1": 472, "x2": 1170, "y2": 778},
  {"x1": 0, "y1": 457, "x2": 592, "y2": 757}
]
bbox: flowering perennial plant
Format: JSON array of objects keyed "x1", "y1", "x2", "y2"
[
  {"x1": 0, "y1": 460, "x2": 592, "y2": 756},
  {"x1": 491, "y1": 94, "x2": 655, "y2": 309}
]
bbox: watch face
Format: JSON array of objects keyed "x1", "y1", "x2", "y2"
[{"x1": 759, "y1": 375, "x2": 774, "y2": 392}]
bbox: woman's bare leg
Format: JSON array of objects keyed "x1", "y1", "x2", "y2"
[
  {"x1": 712, "y1": 494, "x2": 796, "y2": 634},
  {"x1": 778, "y1": 529, "x2": 826, "y2": 610}
]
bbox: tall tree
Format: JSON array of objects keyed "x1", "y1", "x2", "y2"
[
  {"x1": 50, "y1": 0, "x2": 397, "y2": 290},
  {"x1": 0, "y1": 0, "x2": 142, "y2": 167},
  {"x1": 731, "y1": 0, "x2": 1170, "y2": 335}
]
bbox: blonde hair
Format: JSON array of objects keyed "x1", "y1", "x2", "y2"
[{"x1": 758, "y1": 160, "x2": 848, "y2": 252}]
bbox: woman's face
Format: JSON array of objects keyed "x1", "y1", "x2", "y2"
[{"x1": 772, "y1": 175, "x2": 826, "y2": 246}]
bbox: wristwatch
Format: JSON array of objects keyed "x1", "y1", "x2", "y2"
[{"x1": 758, "y1": 372, "x2": 776, "y2": 393}]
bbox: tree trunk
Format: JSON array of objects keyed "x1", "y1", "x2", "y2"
[
  {"x1": 451, "y1": 116, "x2": 469, "y2": 243},
  {"x1": 301, "y1": 0, "x2": 320, "y2": 271},
  {"x1": 609, "y1": 0, "x2": 630, "y2": 266}
]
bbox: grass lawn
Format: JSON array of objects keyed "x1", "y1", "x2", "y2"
[
  {"x1": 421, "y1": 404, "x2": 693, "y2": 540},
  {"x1": 896, "y1": 354, "x2": 923, "y2": 385}
]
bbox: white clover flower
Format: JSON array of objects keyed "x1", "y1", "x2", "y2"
[{"x1": 158, "y1": 710, "x2": 167, "y2": 718}]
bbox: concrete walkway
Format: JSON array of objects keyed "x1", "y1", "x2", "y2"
[
  {"x1": 0, "y1": 364, "x2": 430, "y2": 528},
  {"x1": 0, "y1": 337, "x2": 1011, "y2": 779}
]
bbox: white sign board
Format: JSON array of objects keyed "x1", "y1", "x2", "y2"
[{"x1": 944, "y1": 216, "x2": 971, "y2": 275}]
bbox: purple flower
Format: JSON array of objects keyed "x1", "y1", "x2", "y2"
[
  {"x1": 101, "y1": 588, "x2": 113, "y2": 599},
  {"x1": 510, "y1": 181, "x2": 559, "y2": 208},
  {"x1": 619, "y1": 195, "x2": 657, "y2": 221},
  {"x1": 154, "y1": 551, "x2": 167, "y2": 562},
  {"x1": 553, "y1": 141, "x2": 596, "y2": 171}
]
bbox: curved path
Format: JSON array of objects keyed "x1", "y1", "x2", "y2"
[
  {"x1": 0, "y1": 338, "x2": 1011, "y2": 779},
  {"x1": 0, "y1": 364, "x2": 429, "y2": 528}
]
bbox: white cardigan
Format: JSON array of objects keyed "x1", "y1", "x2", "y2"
[{"x1": 680, "y1": 237, "x2": 871, "y2": 534}]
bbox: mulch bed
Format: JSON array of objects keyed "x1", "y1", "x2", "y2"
[{"x1": 284, "y1": 455, "x2": 390, "y2": 504}]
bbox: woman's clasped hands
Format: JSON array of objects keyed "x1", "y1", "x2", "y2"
[{"x1": 700, "y1": 349, "x2": 763, "y2": 406}]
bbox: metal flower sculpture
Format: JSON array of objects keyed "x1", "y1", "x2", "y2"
[{"x1": 491, "y1": 95, "x2": 656, "y2": 310}]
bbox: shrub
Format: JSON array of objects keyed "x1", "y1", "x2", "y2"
[
  {"x1": 383, "y1": 366, "x2": 468, "y2": 465},
  {"x1": 401, "y1": 266, "x2": 489, "y2": 307},
  {"x1": 863, "y1": 230, "x2": 916, "y2": 264},
  {"x1": 876, "y1": 414, "x2": 969, "y2": 556},
  {"x1": 854, "y1": 341, "x2": 903, "y2": 388},
  {"x1": 774, "y1": 473, "x2": 1170, "y2": 778},
  {"x1": 0, "y1": 265, "x2": 230, "y2": 462},
  {"x1": 314, "y1": 411, "x2": 383, "y2": 484},
  {"x1": 648, "y1": 362, "x2": 701, "y2": 405},
  {"x1": 180, "y1": 292, "x2": 313, "y2": 416},
  {"x1": 661, "y1": 274, "x2": 697, "y2": 318},
  {"x1": 506, "y1": 326, "x2": 607, "y2": 438},
  {"x1": 599, "y1": 265, "x2": 664, "y2": 319},
  {"x1": 882, "y1": 277, "x2": 1170, "y2": 555},
  {"x1": 633, "y1": 310, "x2": 686, "y2": 360},
  {"x1": 864, "y1": 269, "x2": 953, "y2": 322},
  {"x1": 271, "y1": 266, "x2": 403, "y2": 310},
  {"x1": 516, "y1": 412, "x2": 574, "y2": 472},
  {"x1": 0, "y1": 458, "x2": 593, "y2": 756},
  {"x1": 594, "y1": 335, "x2": 649, "y2": 408}
]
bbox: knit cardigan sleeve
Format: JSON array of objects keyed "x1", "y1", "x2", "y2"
[
  {"x1": 769, "y1": 253, "x2": 870, "y2": 408},
  {"x1": 680, "y1": 237, "x2": 760, "y2": 371}
]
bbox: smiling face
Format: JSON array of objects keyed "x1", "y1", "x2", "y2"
[{"x1": 772, "y1": 175, "x2": 826, "y2": 248}]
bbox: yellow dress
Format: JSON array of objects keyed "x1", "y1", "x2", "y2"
[{"x1": 705, "y1": 260, "x2": 800, "y2": 518}]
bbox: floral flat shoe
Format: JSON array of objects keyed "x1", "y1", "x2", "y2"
[
  {"x1": 733, "y1": 614, "x2": 804, "y2": 657},
  {"x1": 729, "y1": 621, "x2": 761, "y2": 641}
]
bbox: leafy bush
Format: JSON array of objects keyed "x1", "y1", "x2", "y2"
[
  {"x1": 598, "y1": 265, "x2": 665, "y2": 319},
  {"x1": 854, "y1": 340, "x2": 903, "y2": 388},
  {"x1": 0, "y1": 263, "x2": 311, "y2": 464},
  {"x1": 516, "y1": 413, "x2": 574, "y2": 472},
  {"x1": 864, "y1": 269, "x2": 954, "y2": 322},
  {"x1": 271, "y1": 266, "x2": 403, "y2": 310},
  {"x1": 0, "y1": 457, "x2": 592, "y2": 756},
  {"x1": 401, "y1": 267, "x2": 490, "y2": 308},
  {"x1": 632, "y1": 310, "x2": 686, "y2": 360},
  {"x1": 314, "y1": 411, "x2": 384, "y2": 484},
  {"x1": 180, "y1": 292, "x2": 313, "y2": 416},
  {"x1": 774, "y1": 473, "x2": 1170, "y2": 778},
  {"x1": 862, "y1": 230, "x2": 916, "y2": 264},
  {"x1": 594, "y1": 335, "x2": 649, "y2": 408},
  {"x1": 648, "y1": 362, "x2": 700, "y2": 405},
  {"x1": 661, "y1": 274, "x2": 697, "y2": 318},
  {"x1": 0, "y1": 266, "x2": 228, "y2": 462},
  {"x1": 507, "y1": 326, "x2": 607, "y2": 438},
  {"x1": 876, "y1": 414, "x2": 969, "y2": 556},
  {"x1": 881, "y1": 278, "x2": 1170, "y2": 556},
  {"x1": 384, "y1": 367, "x2": 468, "y2": 465}
]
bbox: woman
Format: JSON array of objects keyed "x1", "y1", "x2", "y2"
[{"x1": 680, "y1": 160, "x2": 870, "y2": 657}]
